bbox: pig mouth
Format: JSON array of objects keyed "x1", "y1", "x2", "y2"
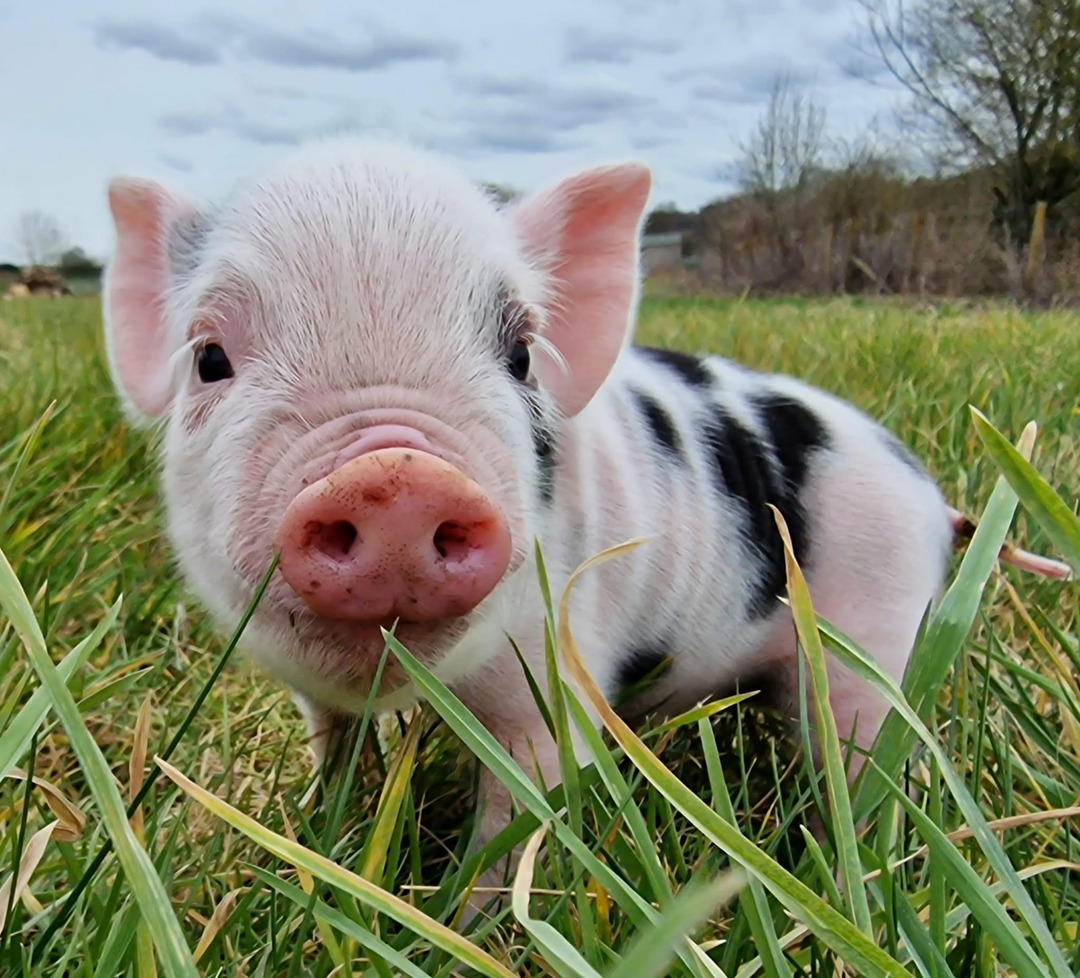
[{"x1": 273, "y1": 603, "x2": 470, "y2": 696}]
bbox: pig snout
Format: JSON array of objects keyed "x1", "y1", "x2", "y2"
[{"x1": 275, "y1": 441, "x2": 512, "y2": 623}]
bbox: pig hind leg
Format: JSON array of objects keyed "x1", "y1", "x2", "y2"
[{"x1": 769, "y1": 459, "x2": 951, "y2": 805}]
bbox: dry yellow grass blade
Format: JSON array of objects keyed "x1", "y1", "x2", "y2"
[
  {"x1": 5, "y1": 768, "x2": 86, "y2": 842},
  {"x1": 192, "y1": 887, "x2": 245, "y2": 964},
  {"x1": 0, "y1": 821, "x2": 57, "y2": 932},
  {"x1": 130, "y1": 692, "x2": 154, "y2": 843}
]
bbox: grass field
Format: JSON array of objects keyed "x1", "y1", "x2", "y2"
[{"x1": 1, "y1": 293, "x2": 1078, "y2": 977}]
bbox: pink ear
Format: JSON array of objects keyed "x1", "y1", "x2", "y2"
[
  {"x1": 511, "y1": 163, "x2": 652, "y2": 417},
  {"x1": 103, "y1": 177, "x2": 198, "y2": 420}
]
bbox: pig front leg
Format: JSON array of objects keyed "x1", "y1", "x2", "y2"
[
  {"x1": 291, "y1": 691, "x2": 372, "y2": 778},
  {"x1": 457, "y1": 662, "x2": 598, "y2": 921},
  {"x1": 292, "y1": 691, "x2": 344, "y2": 769}
]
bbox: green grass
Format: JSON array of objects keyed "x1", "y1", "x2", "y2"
[{"x1": 1, "y1": 293, "x2": 1078, "y2": 976}]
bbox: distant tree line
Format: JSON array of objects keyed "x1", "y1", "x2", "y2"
[{"x1": 646, "y1": 0, "x2": 1080, "y2": 304}]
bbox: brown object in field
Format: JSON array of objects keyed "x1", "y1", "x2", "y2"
[
  {"x1": 1024, "y1": 201, "x2": 1048, "y2": 297},
  {"x1": 4, "y1": 282, "x2": 31, "y2": 299},
  {"x1": 20, "y1": 265, "x2": 74, "y2": 297}
]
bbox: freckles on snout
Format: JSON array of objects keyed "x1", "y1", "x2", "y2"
[{"x1": 275, "y1": 448, "x2": 513, "y2": 624}]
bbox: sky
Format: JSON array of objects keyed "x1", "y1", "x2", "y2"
[{"x1": 0, "y1": 0, "x2": 904, "y2": 264}]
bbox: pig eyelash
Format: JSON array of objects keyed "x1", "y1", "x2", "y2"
[{"x1": 530, "y1": 332, "x2": 567, "y2": 376}]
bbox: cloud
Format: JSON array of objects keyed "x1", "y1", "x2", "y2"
[
  {"x1": 630, "y1": 132, "x2": 672, "y2": 151},
  {"x1": 157, "y1": 105, "x2": 391, "y2": 148},
  {"x1": 234, "y1": 23, "x2": 460, "y2": 72},
  {"x1": 465, "y1": 126, "x2": 575, "y2": 155},
  {"x1": 93, "y1": 14, "x2": 459, "y2": 74},
  {"x1": 159, "y1": 111, "x2": 222, "y2": 137},
  {"x1": 94, "y1": 18, "x2": 221, "y2": 65},
  {"x1": 460, "y1": 75, "x2": 652, "y2": 133},
  {"x1": 158, "y1": 153, "x2": 194, "y2": 173},
  {"x1": 563, "y1": 28, "x2": 679, "y2": 65},
  {"x1": 686, "y1": 58, "x2": 827, "y2": 109}
]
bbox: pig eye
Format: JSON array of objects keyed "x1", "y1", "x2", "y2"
[
  {"x1": 197, "y1": 343, "x2": 234, "y2": 383},
  {"x1": 507, "y1": 339, "x2": 531, "y2": 383}
]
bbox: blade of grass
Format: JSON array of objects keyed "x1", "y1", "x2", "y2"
[
  {"x1": 770, "y1": 504, "x2": 872, "y2": 936},
  {"x1": 970, "y1": 407, "x2": 1079, "y2": 571},
  {"x1": 249, "y1": 868, "x2": 432, "y2": 978},
  {"x1": 858, "y1": 422, "x2": 1036, "y2": 819},
  {"x1": 511, "y1": 825, "x2": 604, "y2": 978},
  {"x1": 556, "y1": 539, "x2": 910, "y2": 978},
  {"x1": 0, "y1": 821, "x2": 56, "y2": 934},
  {"x1": 0, "y1": 401, "x2": 57, "y2": 526},
  {"x1": 536, "y1": 542, "x2": 598, "y2": 963},
  {"x1": 382, "y1": 626, "x2": 722, "y2": 976},
  {"x1": 699, "y1": 716, "x2": 794, "y2": 978},
  {"x1": 606, "y1": 868, "x2": 746, "y2": 978},
  {"x1": 564, "y1": 695, "x2": 729, "y2": 978},
  {"x1": 873, "y1": 762, "x2": 1055, "y2": 977},
  {"x1": 154, "y1": 756, "x2": 517, "y2": 978},
  {"x1": 0, "y1": 597, "x2": 119, "y2": 780},
  {"x1": 357, "y1": 714, "x2": 422, "y2": 884},
  {"x1": 816, "y1": 615, "x2": 1074, "y2": 977},
  {"x1": 0, "y1": 546, "x2": 199, "y2": 977},
  {"x1": 31, "y1": 554, "x2": 280, "y2": 958}
]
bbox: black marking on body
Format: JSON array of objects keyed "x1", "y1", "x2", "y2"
[
  {"x1": 524, "y1": 391, "x2": 557, "y2": 505},
  {"x1": 700, "y1": 394, "x2": 829, "y2": 618},
  {"x1": 752, "y1": 394, "x2": 829, "y2": 612},
  {"x1": 614, "y1": 642, "x2": 672, "y2": 703},
  {"x1": 637, "y1": 346, "x2": 714, "y2": 388},
  {"x1": 632, "y1": 389, "x2": 683, "y2": 458}
]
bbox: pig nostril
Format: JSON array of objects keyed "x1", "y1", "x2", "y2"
[
  {"x1": 432, "y1": 521, "x2": 472, "y2": 562},
  {"x1": 307, "y1": 520, "x2": 359, "y2": 559}
]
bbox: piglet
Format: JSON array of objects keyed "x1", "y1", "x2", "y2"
[{"x1": 102, "y1": 137, "x2": 1071, "y2": 907}]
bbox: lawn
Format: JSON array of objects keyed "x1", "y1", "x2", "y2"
[{"x1": 1, "y1": 293, "x2": 1077, "y2": 977}]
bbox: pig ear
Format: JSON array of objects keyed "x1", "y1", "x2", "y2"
[
  {"x1": 103, "y1": 176, "x2": 198, "y2": 422},
  {"x1": 511, "y1": 162, "x2": 652, "y2": 417}
]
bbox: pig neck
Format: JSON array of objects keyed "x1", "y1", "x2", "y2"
[{"x1": 545, "y1": 358, "x2": 674, "y2": 581}]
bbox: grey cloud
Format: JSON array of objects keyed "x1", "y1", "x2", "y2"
[
  {"x1": 237, "y1": 25, "x2": 459, "y2": 72},
  {"x1": 680, "y1": 59, "x2": 825, "y2": 111},
  {"x1": 468, "y1": 127, "x2": 575, "y2": 155},
  {"x1": 94, "y1": 18, "x2": 221, "y2": 65},
  {"x1": 691, "y1": 82, "x2": 766, "y2": 108},
  {"x1": 158, "y1": 153, "x2": 194, "y2": 173},
  {"x1": 460, "y1": 76, "x2": 652, "y2": 134},
  {"x1": 563, "y1": 29, "x2": 679, "y2": 65},
  {"x1": 94, "y1": 15, "x2": 458, "y2": 73},
  {"x1": 630, "y1": 133, "x2": 673, "y2": 151},
  {"x1": 460, "y1": 76, "x2": 547, "y2": 100},
  {"x1": 159, "y1": 111, "x2": 222, "y2": 137},
  {"x1": 158, "y1": 106, "x2": 386, "y2": 148}
]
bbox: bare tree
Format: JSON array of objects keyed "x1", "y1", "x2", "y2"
[
  {"x1": 14, "y1": 211, "x2": 68, "y2": 266},
  {"x1": 737, "y1": 73, "x2": 827, "y2": 199},
  {"x1": 734, "y1": 73, "x2": 828, "y2": 278},
  {"x1": 856, "y1": 0, "x2": 1080, "y2": 244}
]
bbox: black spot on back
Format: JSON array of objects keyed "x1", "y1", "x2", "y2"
[
  {"x1": 700, "y1": 395, "x2": 829, "y2": 618},
  {"x1": 700, "y1": 407, "x2": 779, "y2": 616},
  {"x1": 637, "y1": 346, "x2": 714, "y2": 388},
  {"x1": 632, "y1": 389, "x2": 682, "y2": 458}
]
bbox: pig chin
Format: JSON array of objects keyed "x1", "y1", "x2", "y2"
[{"x1": 259, "y1": 595, "x2": 474, "y2": 703}]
